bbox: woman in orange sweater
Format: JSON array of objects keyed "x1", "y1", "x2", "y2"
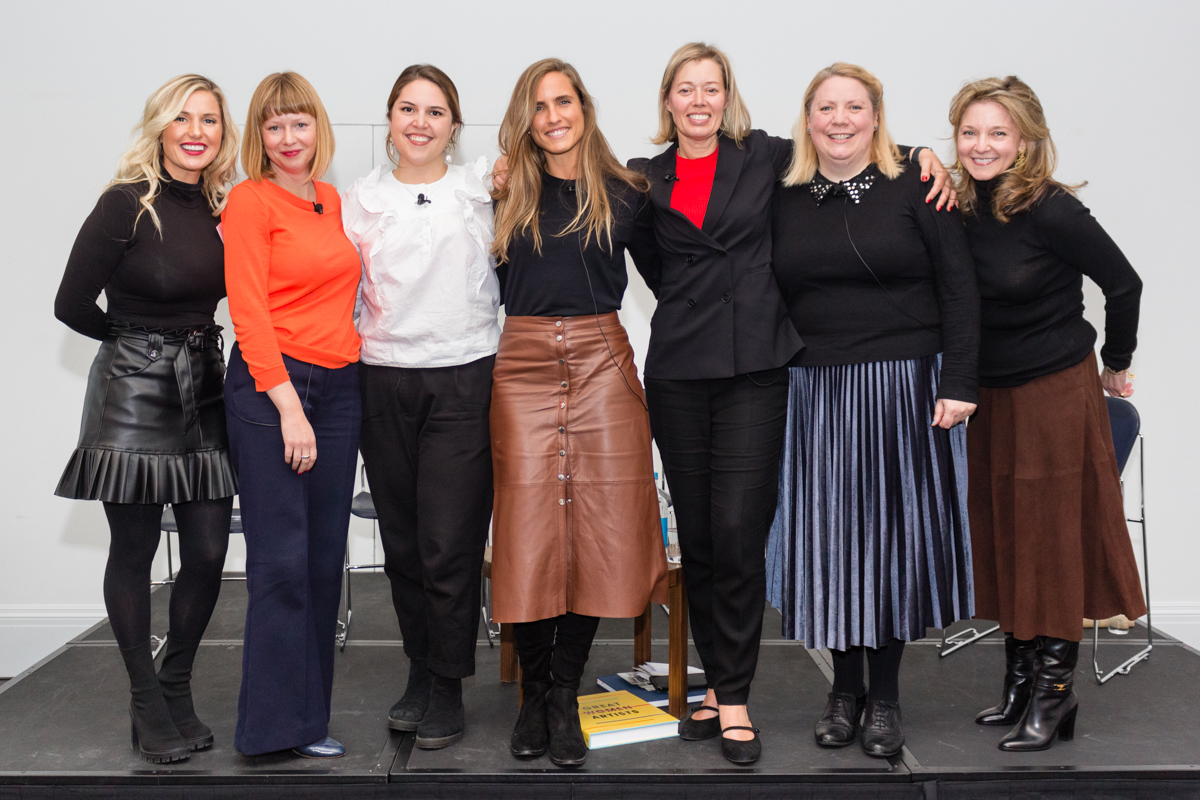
[{"x1": 222, "y1": 72, "x2": 362, "y2": 759}]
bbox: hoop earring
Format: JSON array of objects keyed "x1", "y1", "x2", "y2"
[
  {"x1": 1013, "y1": 149, "x2": 1027, "y2": 170},
  {"x1": 952, "y1": 158, "x2": 963, "y2": 171}
]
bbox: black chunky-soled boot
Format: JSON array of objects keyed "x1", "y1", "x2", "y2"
[
  {"x1": 510, "y1": 680, "x2": 552, "y2": 757},
  {"x1": 388, "y1": 657, "x2": 433, "y2": 732},
  {"x1": 156, "y1": 636, "x2": 213, "y2": 751},
  {"x1": 976, "y1": 635, "x2": 1039, "y2": 726},
  {"x1": 999, "y1": 637, "x2": 1079, "y2": 752},
  {"x1": 415, "y1": 676, "x2": 464, "y2": 749},
  {"x1": 120, "y1": 642, "x2": 190, "y2": 764},
  {"x1": 545, "y1": 625, "x2": 592, "y2": 768}
]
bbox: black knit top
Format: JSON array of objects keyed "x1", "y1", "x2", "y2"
[
  {"x1": 497, "y1": 171, "x2": 658, "y2": 317},
  {"x1": 54, "y1": 177, "x2": 225, "y2": 339},
  {"x1": 966, "y1": 180, "x2": 1141, "y2": 388},
  {"x1": 772, "y1": 162, "x2": 980, "y2": 403}
]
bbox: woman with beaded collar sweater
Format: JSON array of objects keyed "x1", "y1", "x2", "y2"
[
  {"x1": 951, "y1": 76, "x2": 1145, "y2": 752},
  {"x1": 767, "y1": 63, "x2": 979, "y2": 759}
]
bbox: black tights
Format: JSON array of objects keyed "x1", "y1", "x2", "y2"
[
  {"x1": 830, "y1": 639, "x2": 906, "y2": 703},
  {"x1": 102, "y1": 498, "x2": 233, "y2": 649}
]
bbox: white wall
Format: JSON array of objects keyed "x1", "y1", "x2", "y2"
[{"x1": 2, "y1": 0, "x2": 1196, "y2": 675}]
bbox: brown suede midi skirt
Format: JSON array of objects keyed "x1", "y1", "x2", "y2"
[
  {"x1": 489, "y1": 312, "x2": 669, "y2": 623},
  {"x1": 967, "y1": 351, "x2": 1146, "y2": 642}
]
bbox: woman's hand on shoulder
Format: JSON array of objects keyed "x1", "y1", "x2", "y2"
[
  {"x1": 491, "y1": 154, "x2": 510, "y2": 193},
  {"x1": 1101, "y1": 368, "x2": 1135, "y2": 398},
  {"x1": 917, "y1": 149, "x2": 957, "y2": 212},
  {"x1": 932, "y1": 398, "x2": 976, "y2": 429}
]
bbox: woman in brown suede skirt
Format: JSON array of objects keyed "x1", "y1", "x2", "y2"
[
  {"x1": 951, "y1": 76, "x2": 1146, "y2": 752},
  {"x1": 488, "y1": 58, "x2": 668, "y2": 768}
]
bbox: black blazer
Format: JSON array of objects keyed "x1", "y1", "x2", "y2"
[{"x1": 629, "y1": 130, "x2": 803, "y2": 380}]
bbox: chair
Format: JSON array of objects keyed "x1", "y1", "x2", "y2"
[
  {"x1": 1092, "y1": 396, "x2": 1152, "y2": 684},
  {"x1": 339, "y1": 466, "x2": 386, "y2": 651},
  {"x1": 151, "y1": 505, "x2": 244, "y2": 657}
]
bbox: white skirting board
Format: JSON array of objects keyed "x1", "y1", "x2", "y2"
[
  {"x1": 1149, "y1": 602, "x2": 1200, "y2": 651},
  {"x1": 0, "y1": 605, "x2": 106, "y2": 678}
]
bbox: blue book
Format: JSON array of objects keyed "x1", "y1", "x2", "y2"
[{"x1": 595, "y1": 673, "x2": 707, "y2": 708}]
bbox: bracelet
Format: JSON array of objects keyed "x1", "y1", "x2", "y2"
[{"x1": 1103, "y1": 365, "x2": 1122, "y2": 376}]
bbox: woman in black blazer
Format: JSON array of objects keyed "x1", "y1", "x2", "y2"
[{"x1": 629, "y1": 42, "x2": 953, "y2": 765}]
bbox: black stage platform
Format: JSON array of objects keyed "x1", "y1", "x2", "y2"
[{"x1": 1, "y1": 574, "x2": 1198, "y2": 799}]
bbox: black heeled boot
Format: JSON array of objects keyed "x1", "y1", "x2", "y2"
[
  {"x1": 415, "y1": 676, "x2": 464, "y2": 749},
  {"x1": 976, "y1": 635, "x2": 1039, "y2": 726},
  {"x1": 546, "y1": 632, "x2": 591, "y2": 767},
  {"x1": 815, "y1": 692, "x2": 866, "y2": 747},
  {"x1": 157, "y1": 636, "x2": 213, "y2": 750},
  {"x1": 120, "y1": 642, "x2": 190, "y2": 764},
  {"x1": 388, "y1": 657, "x2": 433, "y2": 732},
  {"x1": 999, "y1": 637, "x2": 1079, "y2": 752}
]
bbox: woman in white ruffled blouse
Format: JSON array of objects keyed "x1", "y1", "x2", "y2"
[{"x1": 341, "y1": 64, "x2": 500, "y2": 751}]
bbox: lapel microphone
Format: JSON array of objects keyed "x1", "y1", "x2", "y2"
[
  {"x1": 312, "y1": 202, "x2": 323, "y2": 214},
  {"x1": 417, "y1": 193, "x2": 432, "y2": 205}
]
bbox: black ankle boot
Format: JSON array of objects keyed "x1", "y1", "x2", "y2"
[
  {"x1": 999, "y1": 637, "x2": 1079, "y2": 752},
  {"x1": 546, "y1": 686, "x2": 587, "y2": 766},
  {"x1": 157, "y1": 636, "x2": 213, "y2": 750},
  {"x1": 860, "y1": 699, "x2": 904, "y2": 758},
  {"x1": 976, "y1": 635, "x2": 1039, "y2": 726},
  {"x1": 120, "y1": 642, "x2": 190, "y2": 764},
  {"x1": 415, "y1": 676, "x2": 464, "y2": 749},
  {"x1": 815, "y1": 692, "x2": 866, "y2": 747},
  {"x1": 510, "y1": 680, "x2": 551, "y2": 757},
  {"x1": 388, "y1": 657, "x2": 433, "y2": 732}
]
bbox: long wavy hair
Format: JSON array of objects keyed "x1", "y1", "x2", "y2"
[
  {"x1": 783, "y1": 62, "x2": 904, "y2": 187},
  {"x1": 110, "y1": 74, "x2": 240, "y2": 232},
  {"x1": 949, "y1": 76, "x2": 1081, "y2": 222},
  {"x1": 651, "y1": 42, "x2": 752, "y2": 147},
  {"x1": 491, "y1": 58, "x2": 649, "y2": 263}
]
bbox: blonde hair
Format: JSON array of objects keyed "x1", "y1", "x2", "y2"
[
  {"x1": 385, "y1": 64, "x2": 464, "y2": 164},
  {"x1": 652, "y1": 42, "x2": 751, "y2": 147},
  {"x1": 949, "y1": 76, "x2": 1080, "y2": 222},
  {"x1": 783, "y1": 62, "x2": 904, "y2": 187},
  {"x1": 110, "y1": 74, "x2": 239, "y2": 233},
  {"x1": 242, "y1": 72, "x2": 335, "y2": 183},
  {"x1": 491, "y1": 58, "x2": 649, "y2": 263}
]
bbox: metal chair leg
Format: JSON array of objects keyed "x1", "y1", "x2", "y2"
[
  {"x1": 939, "y1": 623, "x2": 1000, "y2": 657},
  {"x1": 337, "y1": 549, "x2": 352, "y2": 651}
]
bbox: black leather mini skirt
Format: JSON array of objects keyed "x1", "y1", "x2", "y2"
[{"x1": 55, "y1": 324, "x2": 238, "y2": 504}]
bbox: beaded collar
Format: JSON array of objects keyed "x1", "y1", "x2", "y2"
[{"x1": 809, "y1": 163, "x2": 878, "y2": 206}]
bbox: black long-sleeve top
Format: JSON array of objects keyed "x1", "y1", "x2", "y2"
[
  {"x1": 54, "y1": 178, "x2": 225, "y2": 339},
  {"x1": 497, "y1": 171, "x2": 659, "y2": 317},
  {"x1": 966, "y1": 180, "x2": 1141, "y2": 388},
  {"x1": 772, "y1": 162, "x2": 980, "y2": 403}
]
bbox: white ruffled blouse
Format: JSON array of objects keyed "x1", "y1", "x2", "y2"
[{"x1": 342, "y1": 157, "x2": 501, "y2": 368}]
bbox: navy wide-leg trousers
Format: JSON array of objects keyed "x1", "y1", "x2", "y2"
[{"x1": 224, "y1": 345, "x2": 360, "y2": 755}]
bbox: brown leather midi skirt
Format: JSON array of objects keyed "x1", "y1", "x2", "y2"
[
  {"x1": 490, "y1": 312, "x2": 668, "y2": 623},
  {"x1": 967, "y1": 352, "x2": 1147, "y2": 642}
]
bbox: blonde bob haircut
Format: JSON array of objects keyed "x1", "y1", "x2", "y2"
[
  {"x1": 242, "y1": 72, "x2": 335, "y2": 183},
  {"x1": 783, "y1": 62, "x2": 904, "y2": 187},
  {"x1": 491, "y1": 58, "x2": 649, "y2": 263},
  {"x1": 652, "y1": 42, "x2": 751, "y2": 147},
  {"x1": 111, "y1": 74, "x2": 240, "y2": 233},
  {"x1": 949, "y1": 76, "x2": 1080, "y2": 222}
]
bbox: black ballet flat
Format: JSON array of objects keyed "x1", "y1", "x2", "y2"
[
  {"x1": 678, "y1": 705, "x2": 721, "y2": 741},
  {"x1": 720, "y1": 725, "x2": 761, "y2": 765}
]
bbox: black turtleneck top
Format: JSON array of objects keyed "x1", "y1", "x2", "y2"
[
  {"x1": 496, "y1": 171, "x2": 658, "y2": 317},
  {"x1": 772, "y1": 162, "x2": 980, "y2": 403},
  {"x1": 54, "y1": 177, "x2": 225, "y2": 339},
  {"x1": 965, "y1": 180, "x2": 1141, "y2": 387}
]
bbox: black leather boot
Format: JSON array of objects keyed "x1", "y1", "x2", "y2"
[
  {"x1": 388, "y1": 657, "x2": 433, "y2": 732},
  {"x1": 976, "y1": 635, "x2": 1039, "y2": 726},
  {"x1": 156, "y1": 636, "x2": 213, "y2": 750},
  {"x1": 120, "y1": 642, "x2": 190, "y2": 764},
  {"x1": 415, "y1": 676, "x2": 464, "y2": 749},
  {"x1": 999, "y1": 637, "x2": 1079, "y2": 752},
  {"x1": 860, "y1": 699, "x2": 904, "y2": 758},
  {"x1": 815, "y1": 692, "x2": 866, "y2": 747},
  {"x1": 510, "y1": 680, "x2": 552, "y2": 757}
]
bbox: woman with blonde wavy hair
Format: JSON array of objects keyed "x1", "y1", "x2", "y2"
[
  {"x1": 951, "y1": 76, "x2": 1145, "y2": 752},
  {"x1": 54, "y1": 74, "x2": 240, "y2": 764},
  {"x1": 489, "y1": 58, "x2": 668, "y2": 768}
]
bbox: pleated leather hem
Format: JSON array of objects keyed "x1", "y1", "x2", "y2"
[{"x1": 54, "y1": 446, "x2": 237, "y2": 505}]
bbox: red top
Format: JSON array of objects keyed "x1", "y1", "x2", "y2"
[
  {"x1": 222, "y1": 179, "x2": 362, "y2": 391},
  {"x1": 670, "y1": 149, "x2": 719, "y2": 229}
]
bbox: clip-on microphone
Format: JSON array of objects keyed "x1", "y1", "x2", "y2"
[
  {"x1": 313, "y1": 202, "x2": 323, "y2": 214},
  {"x1": 416, "y1": 193, "x2": 432, "y2": 206}
]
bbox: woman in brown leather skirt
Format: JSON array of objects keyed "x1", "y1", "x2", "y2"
[
  {"x1": 951, "y1": 76, "x2": 1147, "y2": 751},
  {"x1": 489, "y1": 58, "x2": 668, "y2": 768}
]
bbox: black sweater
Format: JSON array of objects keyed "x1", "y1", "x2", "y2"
[
  {"x1": 966, "y1": 180, "x2": 1141, "y2": 387},
  {"x1": 55, "y1": 178, "x2": 225, "y2": 339},
  {"x1": 772, "y1": 162, "x2": 980, "y2": 403},
  {"x1": 497, "y1": 171, "x2": 658, "y2": 317}
]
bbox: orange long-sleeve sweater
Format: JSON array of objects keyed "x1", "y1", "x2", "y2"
[{"x1": 223, "y1": 179, "x2": 361, "y2": 391}]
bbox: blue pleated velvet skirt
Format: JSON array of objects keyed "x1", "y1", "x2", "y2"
[{"x1": 766, "y1": 355, "x2": 973, "y2": 651}]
